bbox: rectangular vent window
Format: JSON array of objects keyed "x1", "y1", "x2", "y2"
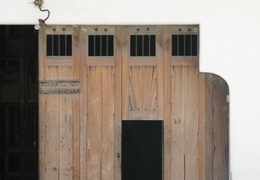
[
  {"x1": 172, "y1": 35, "x2": 198, "y2": 56},
  {"x1": 130, "y1": 35, "x2": 156, "y2": 56},
  {"x1": 88, "y1": 35, "x2": 114, "y2": 56},
  {"x1": 46, "y1": 35, "x2": 72, "y2": 56}
]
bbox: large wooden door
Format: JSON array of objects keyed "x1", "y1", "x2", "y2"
[{"x1": 38, "y1": 25, "x2": 229, "y2": 180}]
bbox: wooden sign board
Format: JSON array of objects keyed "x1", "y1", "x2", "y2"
[{"x1": 39, "y1": 80, "x2": 80, "y2": 94}]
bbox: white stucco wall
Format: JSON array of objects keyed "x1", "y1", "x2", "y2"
[{"x1": 1, "y1": 0, "x2": 260, "y2": 179}]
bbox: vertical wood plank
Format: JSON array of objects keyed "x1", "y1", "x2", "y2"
[
  {"x1": 171, "y1": 66, "x2": 185, "y2": 180},
  {"x1": 87, "y1": 67, "x2": 101, "y2": 180},
  {"x1": 79, "y1": 28, "x2": 87, "y2": 180},
  {"x1": 45, "y1": 95, "x2": 59, "y2": 180},
  {"x1": 121, "y1": 27, "x2": 129, "y2": 120},
  {"x1": 212, "y1": 76, "x2": 229, "y2": 180},
  {"x1": 101, "y1": 67, "x2": 115, "y2": 180},
  {"x1": 184, "y1": 66, "x2": 198, "y2": 180},
  {"x1": 73, "y1": 26, "x2": 80, "y2": 80},
  {"x1": 72, "y1": 96, "x2": 80, "y2": 180},
  {"x1": 114, "y1": 27, "x2": 122, "y2": 180},
  {"x1": 163, "y1": 25, "x2": 171, "y2": 180},
  {"x1": 44, "y1": 59, "x2": 61, "y2": 179},
  {"x1": 156, "y1": 26, "x2": 164, "y2": 120},
  {"x1": 198, "y1": 72, "x2": 206, "y2": 180},
  {"x1": 39, "y1": 27, "x2": 46, "y2": 80},
  {"x1": 59, "y1": 96, "x2": 73, "y2": 180},
  {"x1": 205, "y1": 74, "x2": 213, "y2": 180}
]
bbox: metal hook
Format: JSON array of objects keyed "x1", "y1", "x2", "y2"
[
  {"x1": 34, "y1": 0, "x2": 50, "y2": 26},
  {"x1": 38, "y1": 6, "x2": 50, "y2": 26}
]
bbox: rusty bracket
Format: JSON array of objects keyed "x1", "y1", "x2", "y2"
[{"x1": 34, "y1": 0, "x2": 50, "y2": 26}]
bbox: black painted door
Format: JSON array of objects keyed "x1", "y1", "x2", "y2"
[
  {"x1": 0, "y1": 25, "x2": 38, "y2": 180},
  {"x1": 122, "y1": 121, "x2": 163, "y2": 180}
]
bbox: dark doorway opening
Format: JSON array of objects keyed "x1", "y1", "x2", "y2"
[
  {"x1": 0, "y1": 26, "x2": 38, "y2": 180},
  {"x1": 122, "y1": 120, "x2": 163, "y2": 180}
]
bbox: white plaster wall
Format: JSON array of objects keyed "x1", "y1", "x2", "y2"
[{"x1": 1, "y1": 0, "x2": 260, "y2": 179}]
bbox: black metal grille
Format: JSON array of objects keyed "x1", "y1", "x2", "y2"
[
  {"x1": 46, "y1": 35, "x2": 72, "y2": 56},
  {"x1": 172, "y1": 34, "x2": 198, "y2": 56},
  {"x1": 88, "y1": 35, "x2": 114, "y2": 56},
  {"x1": 130, "y1": 35, "x2": 156, "y2": 56}
]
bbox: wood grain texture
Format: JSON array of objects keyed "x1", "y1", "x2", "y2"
[
  {"x1": 128, "y1": 66, "x2": 157, "y2": 111},
  {"x1": 39, "y1": 26, "x2": 81, "y2": 180},
  {"x1": 114, "y1": 26, "x2": 122, "y2": 180},
  {"x1": 184, "y1": 66, "x2": 198, "y2": 180},
  {"x1": 79, "y1": 28, "x2": 87, "y2": 180},
  {"x1": 212, "y1": 76, "x2": 229, "y2": 180},
  {"x1": 86, "y1": 66, "x2": 117, "y2": 180},
  {"x1": 44, "y1": 95, "x2": 59, "y2": 180},
  {"x1": 121, "y1": 27, "x2": 129, "y2": 120},
  {"x1": 198, "y1": 73, "x2": 206, "y2": 180},
  {"x1": 163, "y1": 26, "x2": 172, "y2": 180},
  {"x1": 72, "y1": 97, "x2": 80, "y2": 180},
  {"x1": 171, "y1": 66, "x2": 185, "y2": 180},
  {"x1": 86, "y1": 67, "x2": 102, "y2": 180},
  {"x1": 205, "y1": 74, "x2": 213, "y2": 180},
  {"x1": 38, "y1": 25, "x2": 229, "y2": 180},
  {"x1": 101, "y1": 67, "x2": 115, "y2": 180},
  {"x1": 59, "y1": 96, "x2": 73, "y2": 180},
  {"x1": 39, "y1": 26, "x2": 46, "y2": 80},
  {"x1": 205, "y1": 74, "x2": 229, "y2": 180},
  {"x1": 156, "y1": 26, "x2": 164, "y2": 120}
]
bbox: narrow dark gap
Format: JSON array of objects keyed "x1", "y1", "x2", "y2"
[
  {"x1": 130, "y1": 35, "x2": 136, "y2": 56},
  {"x1": 191, "y1": 35, "x2": 198, "y2": 56},
  {"x1": 178, "y1": 35, "x2": 185, "y2": 56},
  {"x1": 88, "y1": 35, "x2": 94, "y2": 56},
  {"x1": 107, "y1": 35, "x2": 114, "y2": 56},
  {"x1": 137, "y1": 35, "x2": 143, "y2": 56},
  {"x1": 122, "y1": 120, "x2": 163, "y2": 180},
  {"x1": 0, "y1": 25, "x2": 39, "y2": 180}
]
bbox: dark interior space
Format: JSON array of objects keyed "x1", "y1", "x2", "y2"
[
  {"x1": 122, "y1": 120, "x2": 163, "y2": 180},
  {"x1": 0, "y1": 26, "x2": 38, "y2": 180}
]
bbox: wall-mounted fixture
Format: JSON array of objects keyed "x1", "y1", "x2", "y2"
[{"x1": 34, "y1": 0, "x2": 50, "y2": 29}]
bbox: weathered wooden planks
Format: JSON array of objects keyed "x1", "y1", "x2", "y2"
[
  {"x1": 122, "y1": 26, "x2": 163, "y2": 121},
  {"x1": 39, "y1": 26, "x2": 81, "y2": 180},
  {"x1": 128, "y1": 66, "x2": 157, "y2": 111},
  {"x1": 44, "y1": 95, "x2": 59, "y2": 179},
  {"x1": 205, "y1": 74, "x2": 229, "y2": 180},
  {"x1": 86, "y1": 67, "x2": 102, "y2": 180},
  {"x1": 184, "y1": 66, "x2": 199, "y2": 180},
  {"x1": 38, "y1": 25, "x2": 229, "y2": 180},
  {"x1": 170, "y1": 66, "x2": 200, "y2": 180},
  {"x1": 86, "y1": 66, "x2": 117, "y2": 180},
  {"x1": 171, "y1": 66, "x2": 185, "y2": 180}
]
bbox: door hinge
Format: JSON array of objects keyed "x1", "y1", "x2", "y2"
[{"x1": 226, "y1": 95, "x2": 230, "y2": 102}]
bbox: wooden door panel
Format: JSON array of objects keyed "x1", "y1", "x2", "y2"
[
  {"x1": 39, "y1": 26, "x2": 81, "y2": 180},
  {"x1": 170, "y1": 66, "x2": 199, "y2": 180},
  {"x1": 86, "y1": 66, "x2": 115, "y2": 180},
  {"x1": 38, "y1": 25, "x2": 229, "y2": 180},
  {"x1": 122, "y1": 26, "x2": 163, "y2": 121},
  {"x1": 128, "y1": 66, "x2": 157, "y2": 111}
]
